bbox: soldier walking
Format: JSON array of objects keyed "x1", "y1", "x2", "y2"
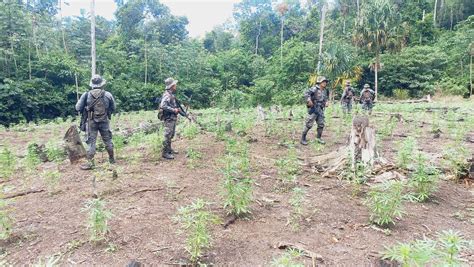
[
  {"x1": 360, "y1": 83, "x2": 375, "y2": 114},
  {"x1": 76, "y1": 75, "x2": 116, "y2": 170},
  {"x1": 160, "y1": 78, "x2": 184, "y2": 160},
  {"x1": 341, "y1": 80, "x2": 355, "y2": 114},
  {"x1": 301, "y1": 76, "x2": 330, "y2": 145}
]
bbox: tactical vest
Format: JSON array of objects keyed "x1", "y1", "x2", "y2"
[
  {"x1": 362, "y1": 90, "x2": 373, "y2": 102},
  {"x1": 89, "y1": 89, "x2": 108, "y2": 122},
  {"x1": 311, "y1": 86, "x2": 326, "y2": 104}
]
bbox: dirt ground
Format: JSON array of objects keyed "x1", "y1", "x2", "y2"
[{"x1": 1, "y1": 102, "x2": 473, "y2": 266}]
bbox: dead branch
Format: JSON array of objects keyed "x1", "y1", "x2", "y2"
[
  {"x1": 131, "y1": 188, "x2": 163, "y2": 196},
  {"x1": 276, "y1": 242, "x2": 324, "y2": 262},
  {"x1": 3, "y1": 189, "x2": 45, "y2": 199}
]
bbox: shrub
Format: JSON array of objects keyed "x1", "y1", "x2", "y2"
[
  {"x1": 271, "y1": 248, "x2": 304, "y2": 267},
  {"x1": 393, "y1": 89, "x2": 410, "y2": 100},
  {"x1": 383, "y1": 230, "x2": 473, "y2": 266},
  {"x1": 396, "y1": 137, "x2": 417, "y2": 169},
  {"x1": 82, "y1": 199, "x2": 113, "y2": 241},
  {"x1": 175, "y1": 199, "x2": 220, "y2": 264},
  {"x1": 408, "y1": 153, "x2": 440, "y2": 202},
  {"x1": 0, "y1": 148, "x2": 16, "y2": 179},
  {"x1": 365, "y1": 180, "x2": 405, "y2": 226}
]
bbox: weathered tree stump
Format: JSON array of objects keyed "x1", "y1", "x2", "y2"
[
  {"x1": 349, "y1": 115, "x2": 377, "y2": 169},
  {"x1": 305, "y1": 115, "x2": 382, "y2": 179},
  {"x1": 63, "y1": 125, "x2": 86, "y2": 164}
]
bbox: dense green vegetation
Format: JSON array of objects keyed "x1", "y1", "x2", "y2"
[{"x1": 0, "y1": 0, "x2": 472, "y2": 125}]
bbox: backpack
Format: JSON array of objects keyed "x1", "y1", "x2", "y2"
[{"x1": 89, "y1": 89, "x2": 107, "y2": 122}]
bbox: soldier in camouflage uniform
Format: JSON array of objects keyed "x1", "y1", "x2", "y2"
[
  {"x1": 341, "y1": 80, "x2": 355, "y2": 114},
  {"x1": 301, "y1": 76, "x2": 330, "y2": 145},
  {"x1": 76, "y1": 75, "x2": 116, "y2": 170},
  {"x1": 360, "y1": 83, "x2": 375, "y2": 114},
  {"x1": 160, "y1": 78, "x2": 183, "y2": 160}
]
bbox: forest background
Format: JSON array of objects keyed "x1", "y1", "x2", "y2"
[{"x1": 0, "y1": 0, "x2": 472, "y2": 126}]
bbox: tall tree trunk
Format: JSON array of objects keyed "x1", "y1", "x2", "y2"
[
  {"x1": 28, "y1": 38, "x2": 32, "y2": 80},
  {"x1": 316, "y1": 3, "x2": 327, "y2": 74},
  {"x1": 90, "y1": 0, "x2": 96, "y2": 76},
  {"x1": 144, "y1": 35, "x2": 148, "y2": 86},
  {"x1": 356, "y1": 0, "x2": 360, "y2": 18},
  {"x1": 255, "y1": 20, "x2": 261, "y2": 55},
  {"x1": 375, "y1": 52, "x2": 379, "y2": 101},
  {"x1": 470, "y1": 54, "x2": 472, "y2": 98},
  {"x1": 280, "y1": 16, "x2": 284, "y2": 69},
  {"x1": 450, "y1": 6, "x2": 453, "y2": 30},
  {"x1": 59, "y1": 0, "x2": 68, "y2": 54},
  {"x1": 433, "y1": 0, "x2": 438, "y2": 26}
]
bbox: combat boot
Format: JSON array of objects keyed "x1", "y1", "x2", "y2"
[
  {"x1": 300, "y1": 127, "x2": 310, "y2": 146},
  {"x1": 162, "y1": 152, "x2": 175, "y2": 160},
  {"x1": 80, "y1": 159, "x2": 95, "y2": 170},
  {"x1": 107, "y1": 148, "x2": 115, "y2": 164},
  {"x1": 316, "y1": 128, "x2": 325, "y2": 144}
]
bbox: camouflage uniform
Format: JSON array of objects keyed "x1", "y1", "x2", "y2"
[
  {"x1": 160, "y1": 78, "x2": 179, "y2": 159},
  {"x1": 301, "y1": 76, "x2": 330, "y2": 145},
  {"x1": 341, "y1": 85, "x2": 355, "y2": 113},
  {"x1": 360, "y1": 84, "x2": 375, "y2": 114},
  {"x1": 76, "y1": 75, "x2": 116, "y2": 169}
]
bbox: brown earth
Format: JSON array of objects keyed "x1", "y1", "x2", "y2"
[{"x1": 1, "y1": 106, "x2": 474, "y2": 266}]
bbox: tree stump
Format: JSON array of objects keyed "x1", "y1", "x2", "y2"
[
  {"x1": 63, "y1": 125, "x2": 86, "y2": 164},
  {"x1": 349, "y1": 115, "x2": 377, "y2": 169}
]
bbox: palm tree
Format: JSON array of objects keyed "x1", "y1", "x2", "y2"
[
  {"x1": 90, "y1": 0, "x2": 96, "y2": 76},
  {"x1": 277, "y1": 2, "x2": 289, "y2": 69},
  {"x1": 353, "y1": 0, "x2": 405, "y2": 101}
]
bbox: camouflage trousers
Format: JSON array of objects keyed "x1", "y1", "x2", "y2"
[
  {"x1": 162, "y1": 119, "x2": 177, "y2": 154},
  {"x1": 341, "y1": 101, "x2": 353, "y2": 113},
  {"x1": 86, "y1": 120, "x2": 113, "y2": 159},
  {"x1": 361, "y1": 101, "x2": 374, "y2": 112},
  {"x1": 303, "y1": 106, "x2": 325, "y2": 132}
]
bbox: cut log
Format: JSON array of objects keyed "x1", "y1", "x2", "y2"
[
  {"x1": 63, "y1": 125, "x2": 86, "y2": 164},
  {"x1": 378, "y1": 95, "x2": 432, "y2": 104}
]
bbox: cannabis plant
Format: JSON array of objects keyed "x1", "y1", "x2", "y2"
[{"x1": 175, "y1": 199, "x2": 220, "y2": 264}]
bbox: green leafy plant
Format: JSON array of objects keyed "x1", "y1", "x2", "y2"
[
  {"x1": 408, "y1": 153, "x2": 440, "y2": 202},
  {"x1": 365, "y1": 180, "x2": 405, "y2": 226},
  {"x1": 42, "y1": 169, "x2": 61, "y2": 194},
  {"x1": 393, "y1": 89, "x2": 410, "y2": 100},
  {"x1": 82, "y1": 199, "x2": 113, "y2": 241},
  {"x1": 436, "y1": 230, "x2": 473, "y2": 265},
  {"x1": 442, "y1": 143, "x2": 470, "y2": 179},
  {"x1": 175, "y1": 199, "x2": 220, "y2": 264},
  {"x1": 32, "y1": 255, "x2": 61, "y2": 267},
  {"x1": 182, "y1": 122, "x2": 200, "y2": 140},
  {"x1": 185, "y1": 147, "x2": 202, "y2": 168},
  {"x1": 25, "y1": 143, "x2": 42, "y2": 171},
  {"x1": 396, "y1": 137, "x2": 416, "y2": 169},
  {"x1": 288, "y1": 187, "x2": 305, "y2": 231},
  {"x1": 221, "y1": 138, "x2": 253, "y2": 216},
  {"x1": 45, "y1": 143, "x2": 66, "y2": 163},
  {"x1": 383, "y1": 230, "x2": 472, "y2": 266},
  {"x1": 275, "y1": 147, "x2": 299, "y2": 185},
  {"x1": 271, "y1": 248, "x2": 304, "y2": 267},
  {"x1": 0, "y1": 197, "x2": 12, "y2": 240},
  {"x1": 0, "y1": 148, "x2": 16, "y2": 179}
]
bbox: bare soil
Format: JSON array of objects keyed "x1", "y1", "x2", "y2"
[{"x1": 1, "y1": 106, "x2": 473, "y2": 266}]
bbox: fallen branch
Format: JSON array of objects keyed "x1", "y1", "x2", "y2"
[
  {"x1": 3, "y1": 189, "x2": 45, "y2": 199},
  {"x1": 276, "y1": 242, "x2": 324, "y2": 262},
  {"x1": 131, "y1": 188, "x2": 163, "y2": 196}
]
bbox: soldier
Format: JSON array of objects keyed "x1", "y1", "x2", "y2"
[
  {"x1": 301, "y1": 76, "x2": 330, "y2": 145},
  {"x1": 76, "y1": 75, "x2": 116, "y2": 170},
  {"x1": 360, "y1": 83, "x2": 375, "y2": 114},
  {"x1": 160, "y1": 78, "x2": 184, "y2": 160},
  {"x1": 341, "y1": 80, "x2": 355, "y2": 114}
]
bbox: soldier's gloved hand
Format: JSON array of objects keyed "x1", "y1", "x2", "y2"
[
  {"x1": 174, "y1": 108, "x2": 180, "y2": 114},
  {"x1": 325, "y1": 102, "x2": 329, "y2": 107},
  {"x1": 307, "y1": 100, "x2": 314, "y2": 108}
]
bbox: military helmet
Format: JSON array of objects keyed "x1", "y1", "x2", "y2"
[
  {"x1": 363, "y1": 83, "x2": 370, "y2": 88},
  {"x1": 165, "y1": 77, "x2": 178, "y2": 90},
  {"x1": 89, "y1": 74, "x2": 106, "y2": 89},
  {"x1": 316, "y1": 76, "x2": 330, "y2": 84}
]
